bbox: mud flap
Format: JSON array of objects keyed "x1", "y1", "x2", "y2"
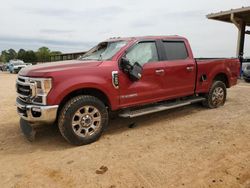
[{"x1": 20, "y1": 118, "x2": 36, "y2": 142}]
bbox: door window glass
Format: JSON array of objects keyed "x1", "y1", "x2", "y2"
[
  {"x1": 126, "y1": 42, "x2": 159, "y2": 66},
  {"x1": 163, "y1": 41, "x2": 188, "y2": 60}
]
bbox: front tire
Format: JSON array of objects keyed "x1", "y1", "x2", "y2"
[
  {"x1": 58, "y1": 95, "x2": 108, "y2": 146},
  {"x1": 202, "y1": 81, "x2": 227, "y2": 108}
]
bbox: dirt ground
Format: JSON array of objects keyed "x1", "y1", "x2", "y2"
[{"x1": 0, "y1": 72, "x2": 249, "y2": 188}]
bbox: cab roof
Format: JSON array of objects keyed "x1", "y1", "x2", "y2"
[{"x1": 105, "y1": 35, "x2": 187, "y2": 42}]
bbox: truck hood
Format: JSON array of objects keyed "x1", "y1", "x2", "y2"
[{"x1": 19, "y1": 60, "x2": 102, "y2": 77}]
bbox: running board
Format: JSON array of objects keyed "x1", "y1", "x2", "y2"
[{"x1": 119, "y1": 97, "x2": 205, "y2": 118}]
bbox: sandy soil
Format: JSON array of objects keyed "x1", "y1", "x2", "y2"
[{"x1": 0, "y1": 71, "x2": 249, "y2": 188}]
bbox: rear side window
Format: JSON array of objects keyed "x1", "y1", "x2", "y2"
[{"x1": 163, "y1": 41, "x2": 188, "y2": 60}]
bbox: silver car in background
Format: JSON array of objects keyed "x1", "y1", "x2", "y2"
[{"x1": 242, "y1": 63, "x2": 250, "y2": 82}]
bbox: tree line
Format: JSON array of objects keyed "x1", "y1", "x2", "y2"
[{"x1": 0, "y1": 47, "x2": 62, "y2": 64}]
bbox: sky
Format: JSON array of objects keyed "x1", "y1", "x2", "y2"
[{"x1": 0, "y1": 0, "x2": 249, "y2": 57}]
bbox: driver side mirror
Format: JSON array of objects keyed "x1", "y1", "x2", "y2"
[
  {"x1": 120, "y1": 57, "x2": 143, "y2": 81},
  {"x1": 129, "y1": 62, "x2": 143, "y2": 81},
  {"x1": 120, "y1": 57, "x2": 132, "y2": 73}
]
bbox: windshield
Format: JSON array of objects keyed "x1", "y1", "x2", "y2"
[{"x1": 79, "y1": 41, "x2": 127, "y2": 61}]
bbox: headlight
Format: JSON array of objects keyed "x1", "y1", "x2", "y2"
[
  {"x1": 34, "y1": 79, "x2": 52, "y2": 95},
  {"x1": 29, "y1": 78, "x2": 52, "y2": 105}
]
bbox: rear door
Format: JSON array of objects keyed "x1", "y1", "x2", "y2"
[
  {"x1": 118, "y1": 41, "x2": 166, "y2": 107},
  {"x1": 160, "y1": 40, "x2": 196, "y2": 98}
]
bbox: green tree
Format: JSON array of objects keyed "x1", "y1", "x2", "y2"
[
  {"x1": 1, "y1": 47, "x2": 61, "y2": 63},
  {"x1": 0, "y1": 50, "x2": 9, "y2": 63},
  {"x1": 24, "y1": 50, "x2": 37, "y2": 64},
  {"x1": 17, "y1": 49, "x2": 26, "y2": 61},
  {"x1": 36, "y1": 47, "x2": 51, "y2": 62},
  {"x1": 0, "y1": 49, "x2": 17, "y2": 63},
  {"x1": 8, "y1": 49, "x2": 17, "y2": 60}
]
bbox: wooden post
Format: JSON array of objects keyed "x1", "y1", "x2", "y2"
[
  {"x1": 231, "y1": 13, "x2": 246, "y2": 76},
  {"x1": 236, "y1": 22, "x2": 246, "y2": 58}
]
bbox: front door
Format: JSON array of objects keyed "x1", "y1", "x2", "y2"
[{"x1": 119, "y1": 41, "x2": 166, "y2": 108}]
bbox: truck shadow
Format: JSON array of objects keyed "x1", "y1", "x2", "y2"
[
  {"x1": 105, "y1": 103, "x2": 205, "y2": 136},
  {"x1": 1, "y1": 103, "x2": 207, "y2": 154}
]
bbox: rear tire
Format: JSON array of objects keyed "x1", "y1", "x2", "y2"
[
  {"x1": 202, "y1": 81, "x2": 227, "y2": 109},
  {"x1": 58, "y1": 95, "x2": 108, "y2": 146}
]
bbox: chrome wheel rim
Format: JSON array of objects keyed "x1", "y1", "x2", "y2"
[
  {"x1": 211, "y1": 87, "x2": 224, "y2": 106},
  {"x1": 72, "y1": 106, "x2": 101, "y2": 138}
]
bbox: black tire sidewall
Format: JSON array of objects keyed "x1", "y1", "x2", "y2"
[{"x1": 58, "y1": 95, "x2": 108, "y2": 145}]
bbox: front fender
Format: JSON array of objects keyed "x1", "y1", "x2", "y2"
[{"x1": 47, "y1": 75, "x2": 120, "y2": 110}]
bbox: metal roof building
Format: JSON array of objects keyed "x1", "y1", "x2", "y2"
[
  {"x1": 50, "y1": 51, "x2": 86, "y2": 62},
  {"x1": 207, "y1": 6, "x2": 250, "y2": 62}
]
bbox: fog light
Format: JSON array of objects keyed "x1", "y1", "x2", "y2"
[{"x1": 31, "y1": 108, "x2": 42, "y2": 118}]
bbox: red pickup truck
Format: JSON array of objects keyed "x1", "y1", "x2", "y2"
[{"x1": 16, "y1": 36, "x2": 240, "y2": 145}]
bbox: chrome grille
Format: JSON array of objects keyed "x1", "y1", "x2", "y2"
[
  {"x1": 17, "y1": 84, "x2": 31, "y2": 96},
  {"x1": 16, "y1": 76, "x2": 33, "y2": 103},
  {"x1": 16, "y1": 76, "x2": 49, "y2": 105},
  {"x1": 17, "y1": 77, "x2": 25, "y2": 82}
]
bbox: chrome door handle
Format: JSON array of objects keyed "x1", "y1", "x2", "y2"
[
  {"x1": 155, "y1": 69, "x2": 165, "y2": 74},
  {"x1": 186, "y1": 66, "x2": 194, "y2": 72}
]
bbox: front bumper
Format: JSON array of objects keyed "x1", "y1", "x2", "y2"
[{"x1": 16, "y1": 98, "x2": 58, "y2": 124}]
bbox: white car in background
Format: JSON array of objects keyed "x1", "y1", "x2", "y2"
[{"x1": 9, "y1": 60, "x2": 27, "y2": 74}]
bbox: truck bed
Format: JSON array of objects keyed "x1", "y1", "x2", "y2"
[
  {"x1": 195, "y1": 57, "x2": 237, "y2": 61},
  {"x1": 195, "y1": 58, "x2": 240, "y2": 94}
]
